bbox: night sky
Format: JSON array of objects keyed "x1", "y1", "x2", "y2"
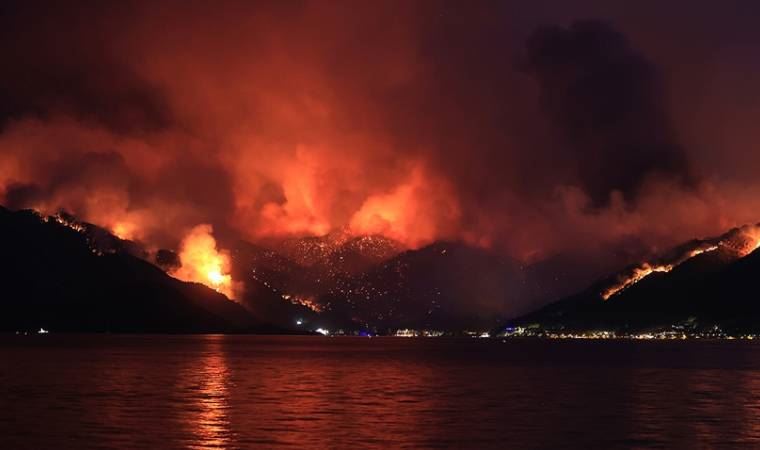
[{"x1": 2, "y1": 0, "x2": 760, "y2": 314}]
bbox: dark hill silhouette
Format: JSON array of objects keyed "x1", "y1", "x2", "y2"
[
  {"x1": 0, "y1": 207, "x2": 282, "y2": 333},
  {"x1": 232, "y1": 235, "x2": 610, "y2": 331},
  {"x1": 504, "y1": 225, "x2": 760, "y2": 333},
  {"x1": 316, "y1": 241, "x2": 531, "y2": 330}
]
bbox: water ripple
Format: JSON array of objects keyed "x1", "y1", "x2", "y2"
[{"x1": 2, "y1": 336, "x2": 760, "y2": 448}]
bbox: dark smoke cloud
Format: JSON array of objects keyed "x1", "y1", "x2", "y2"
[
  {"x1": 524, "y1": 20, "x2": 690, "y2": 205},
  {"x1": 5, "y1": 151, "x2": 132, "y2": 213},
  {"x1": 0, "y1": 1, "x2": 172, "y2": 133},
  {"x1": 3, "y1": 182, "x2": 43, "y2": 210},
  {"x1": 2, "y1": 0, "x2": 760, "y2": 313}
]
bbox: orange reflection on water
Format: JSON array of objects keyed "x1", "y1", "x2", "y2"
[
  {"x1": 186, "y1": 335, "x2": 233, "y2": 449},
  {"x1": 739, "y1": 369, "x2": 760, "y2": 443}
]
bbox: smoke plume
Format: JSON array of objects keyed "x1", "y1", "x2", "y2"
[{"x1": 2, "y1": 0, "x2": 760, "y2": 306}]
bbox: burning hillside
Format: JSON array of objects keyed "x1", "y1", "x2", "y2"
[
  {"x1": 169, "y1": 225, "x2": 239, "y2": 300},
  {"x1": 501, "y1": 222, "x2": 760, "y2": 335},
  {"x1": 6, "y1": 2, "x2": 760, "y2": 285},
  {"x1": 601, "y1": 225, "x2": 760, "y2": 300},
  {"x1": 0, "y1": 206, "x2": 268, "y2": 333},
  {"x1": 601, "y1": 245, "x2": 719, "y2": 300}
]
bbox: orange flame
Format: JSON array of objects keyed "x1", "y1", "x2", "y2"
[
  {"x1": 45, "y1": 213, "x2": 86, "y2": 233},
  {"x1": 348, "y1": 165, "x2": 460, "y2": 248},
  {"x1": 112, "y1": 221, "x2": 139, "y2": 241},
  {"x1": 601, "y1": 263, "x2": 674, "y2": 300},
  {"x1": 735, "y1": 227, "x2": 760, "y2": 257},
  {"x1": 602, "y1": 245, "x2": 718, "y2": 300},
  {"x1": 170, "y1": 224, "x2": 238, "y2": 299},
  {"x1": 281, "y1": 294, "x2": 325, "y2": 313}
]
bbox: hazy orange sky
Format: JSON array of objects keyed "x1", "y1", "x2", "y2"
[{"x1": 2, "y1": 0, "x2": 760, "y2": 268}]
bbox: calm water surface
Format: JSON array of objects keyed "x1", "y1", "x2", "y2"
[{"x1": 2, "y1": 335, "x2": 760, "y2": 448}]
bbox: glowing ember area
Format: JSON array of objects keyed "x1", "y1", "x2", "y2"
[
  {"x1": 602, "y1": 245, "x2": 719, "y2": 300},
  {"x1": 733, "y1": 227, "x2": 760, "y2": 257},
  {"x1": 682, "y1": 245, "x2": 719, "y2": 261},
  {"x1": 44, "y1": 213, "x2": 85, "y2": 233},
  {"x1": 170, "y1": 225, "x2": 237, "y2": 299},
  {"x1": 282, "y1": 294, "x2": 325, "y2": 313},
  {"x1": 602, "y1": 263, "x2": 674, "y2": 300},
  {"x1": 8, "y1": 1, "x2": 760, "y2": 329},
  {"x1": 747, "y1": 240, "x2": 760, "y2": 256},
  {"x1": 112, "y1": 221, "x2": 138, "y2": 241}
]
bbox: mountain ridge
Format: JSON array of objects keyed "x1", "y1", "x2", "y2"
[
  {"x1": 501, "y1": 223, "x2": 760, "y2": 334},
  {"x1": 0, "y1": 207, "x2": 286, "y2": 333}
]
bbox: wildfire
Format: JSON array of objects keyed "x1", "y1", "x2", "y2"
[
  {"x1": 44, "y1": 213, "x2": 86, "y2": 233},
  {"x1": 733, "y1": 227, "x2": 760, "y2": 257},
  {"x1": 602, "y1": 245, "x2": 719, "y2": 300},
  {"x1": 348, "y1": 164, "x2": 460, "y2": 248},
  {"x1": 282, "y1": 294, "x2": 325, "y2": 313},
  {"x1": 688, "y1": 246, "x2": 720, "y2": 258},
  {"x1": 601, "y1": 263, "x2": 674, "y2": 300},
  {"x1": 112, "y1": 221, "x2": 138, "y2": 241},
  {"x1": 170, "y1": 224, "x2": 238, "y2": 299}
]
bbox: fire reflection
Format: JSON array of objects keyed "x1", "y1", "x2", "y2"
[
  {"x1": 186, "y1": 335, "x2": 233, "y2": 449},
  {"x1": 739, "y1": 369, "x2": 760, "y2": 442}
]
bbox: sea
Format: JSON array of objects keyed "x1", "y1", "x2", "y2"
[{"x1": 2, "y1": 335, "x2": 760, "y2": 449}]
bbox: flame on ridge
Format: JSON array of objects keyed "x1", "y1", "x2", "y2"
[
  {"x1": 602, "y1": 225, "x2": 760, "y2": 301},
  {"x1": 43, "y1": 212, "x2": 86, "y2": 233},
  {"x1": 601, "y1": 245, "x2": 719, "y2": 300}
]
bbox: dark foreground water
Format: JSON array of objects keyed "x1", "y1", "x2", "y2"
[{"x1": 2, "y1": 336, "x2": 760, "y2": 449}]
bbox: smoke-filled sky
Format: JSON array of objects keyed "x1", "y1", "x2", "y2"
[{"x1": 2, "y1": 0, "x2": 760, "y2": 267}]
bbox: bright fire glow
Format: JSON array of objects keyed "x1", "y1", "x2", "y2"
[
  {"x1": 735, "y1": 227, "x2": 760, "y2": 257},
  {"x1": 112, "y1": 221, "x2": 138, "y2": 240},
  {"x1": 684, "y1": 245, "x2": 720, "y2": 260},
  {"x1": 602, "y1": 245, "x2": 719, "y2": 300},
  {"x1": 602, "y1": 263, "x2": 674, "y2": 300},
  {"x1": 170, "y1": 224, "x2": 237, "y2": 299},
  {"x1": 44, "y1": 213, "x2": 86, "y2": 233},
  {"x1": 281, "y1": 294, "x2": 325, "y2": 313},
  {"x1": 348, "y1": 165, "x2": 460, "y2": 248}
]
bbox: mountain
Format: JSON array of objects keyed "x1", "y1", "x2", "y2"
[
  {"x1": 226, "y1": 232, "x2": 407, "y2": 330},
  {"x1": 311, "y1": 241, "x2": 536, "y2": 331},
  {"x1": 228, "y1": 240, "x2": 327, "y2": 328},
  {"x1": 0, "y1": 207, "x2": 282, "y2": 333},
  {"x1": 503, "y1": 224, "x2": 760, "y2": 334},
  {"x1": 4, "y1": 205, "x2": 642, "y2": 334},
  {"x1": 229, "y1": 236, "x2": 526, "y2": 331},
  {"x1": 232, "y1": 234, "x2": 606, "y2": 332},
  {"x1": 265, "y1": 229, "x2": 401, "y2": 267},
  {"x1": 321, "y1": 235, "x2": 405, "y2": 275},
  {"x1": 262, "y1": 230, "x2": 403, "y2": 276}
]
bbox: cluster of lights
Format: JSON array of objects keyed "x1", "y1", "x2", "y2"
[
  {"x1": 246, "y1": 236, "x2": 453, "y2": 330},
  {"x1": 394, "y1": 329, "x2": 446, "y2": 337},
  {"x1": 278, "y1": 231, "x2": 351, "y2": 267},
  {"x1": 499, "y1": 325, "x2": 755, "y2": 340},
  {"x1": 293, "y1": 318, "x2": 330, "y2": 336}
]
